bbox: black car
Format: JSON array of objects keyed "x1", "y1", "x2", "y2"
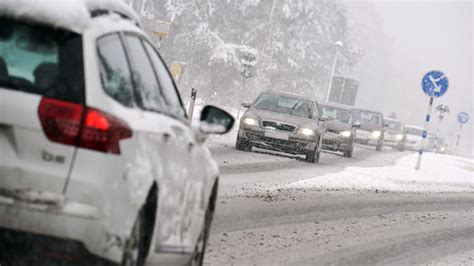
[
  {"x1": 319, "y1": 103, "x2": 360, "y2": 157},
  {"x1": 236, "y1": 91, "x2": 325, "y2": 163},
  {"x1": 352, "y1": 108, "x2": 385, "y2": 151}
]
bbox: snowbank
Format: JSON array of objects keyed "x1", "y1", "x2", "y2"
[{"x1": 287, "y1": 153, "x2": 474, "y2": 193}]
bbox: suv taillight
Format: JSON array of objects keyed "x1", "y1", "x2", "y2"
[{"x1": 38, "y1": 97, "x2": 132, "y2": 154}]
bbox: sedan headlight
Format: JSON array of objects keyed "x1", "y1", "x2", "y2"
[
  {"x1": 298, "y1": 128, "x2": 314, "y2": 136},
  {"x1": 396, "y1": 134, "x2": 404, "y2": 140},
  {"x1": 371, "y1": 130, "x2": 382, "y2": 138},
  {"x1": 242, "y1": 117, "x2": 258, "y2": 126},
  {"x1": 340, "y1": 131, "x2": 351, "y2": 137}
]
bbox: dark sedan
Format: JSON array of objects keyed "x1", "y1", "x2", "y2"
[
  {"x1": 383, "y1": 118, "x2": 406, "y2": 151},
  {"x1": 236, "y1": 91, "x2": 325, "y2": 163},
  {"x1": 320, "y1": 103, "x2": 360, "y2": 157},
  {"x1": 352, "y1": 108, "x2": 385, "y2": 151}
]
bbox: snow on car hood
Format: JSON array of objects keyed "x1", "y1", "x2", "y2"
[{"x1": 0, "y1": 0, "x2": 140, "y2": 33}]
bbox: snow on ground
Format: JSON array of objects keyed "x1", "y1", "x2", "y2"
[{"x1": 286, "y1": 153, "x2": 474, "y2": 193}]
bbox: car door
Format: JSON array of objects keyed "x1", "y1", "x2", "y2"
[
  {"x1": 141, "y1": 39, "x2": 213, "y2": 253},
  {"x1": 122, "y1": 34, "x2": 202, "y2": 253}
]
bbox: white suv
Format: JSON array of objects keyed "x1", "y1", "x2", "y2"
[{"x1": 0, "y1": 1, "x2": 233, "y2": 265}]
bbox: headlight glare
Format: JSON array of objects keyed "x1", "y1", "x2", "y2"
[
  {"x1": 299, "y1": 128, "x2": 314, "y2": 136},
  {"x1": 242, "y1": 118, "x2": 258, "y2": 126},
  {"x1": 396, "y1": 134, "x2": 403, "y2": 140},
  {"x1": 340, "y1": 131, "x2": 351, "y2": 137},
  {"x1": 372, "y1": 130, "x2": 382, "y2": 138}
]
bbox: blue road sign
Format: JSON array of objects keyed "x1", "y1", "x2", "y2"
[
  {"x1": 457, "y1": 112, "x2": 469, "y2": 124},
  {"x1": 422, "y1": 70, "x2": 448, "y2": 98}
]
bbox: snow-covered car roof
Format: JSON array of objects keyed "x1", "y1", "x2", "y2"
[
  {"x1": 384, "y1": 117, "x2": 401, "y2": 123},
  {"x1": 320, "y1": 102, "x2": 353, "y2": 111},
  {"x1": 405, "y1": 125, "x2": 423, "y2": 130},
  {"x1": 260, "y1": 90, "x2": 314, "y2": 101},
  {"x1": 0, "y1": 0, "x2": 140, "y2": 33}
]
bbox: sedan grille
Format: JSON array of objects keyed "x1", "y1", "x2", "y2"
[
  {"x1": 326, "y1": 129, "x2": 340, "y2": 134},
  {"x1": 262, "y1": 120, "x2": 296, "y2": 133}
]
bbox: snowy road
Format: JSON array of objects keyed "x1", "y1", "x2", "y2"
[{"x1": 204, "y1": 137, "x2": 474, "y2": 265}]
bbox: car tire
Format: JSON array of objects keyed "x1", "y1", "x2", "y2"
[
  {"x1": 343, "y1": 146, "x2": 353, "y2": 158},
  {"x1": 375, "y1": 142, "x2": 383, "y2": 152},
  {"x1": 121, "y1": 208, "x2": 146, "y2": 266},
  {"x1": 305, "y1": 137, "x2": 321, "y2": 163},
  {"x1": 235, "y1": 135, "x2": 252, "y2": 152},
  {"x1": 189, "y1": 184, "x2": 217, "y2": 266}
]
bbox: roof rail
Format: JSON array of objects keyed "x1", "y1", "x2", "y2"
[
  {"x1": 90, "y1": 9, "x2": 140, "y2": 27},
  {"x1": 86, "y1": 0, "x2": 141, "y2": 26}
]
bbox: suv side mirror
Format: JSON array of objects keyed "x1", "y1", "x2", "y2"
[
  {"x1": 199, "y1": 105, "x2": 234, "y2": 135},
  {"x1": 241, "y1": 102, "x2": 251, "y2": 108},
  {"x1": 352, "y1": 121, "x2": 361, "y2": 128}
]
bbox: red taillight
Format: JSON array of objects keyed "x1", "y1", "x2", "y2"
[{"x1": 38, "y1": 97, "x2": 132, "y2": 154}]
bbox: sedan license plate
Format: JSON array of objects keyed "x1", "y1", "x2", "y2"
[{"x1": 265, "y1": 130, "x2": 289, "y2": 141}]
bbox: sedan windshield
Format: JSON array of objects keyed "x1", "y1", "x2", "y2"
[
  {"x1": 320, "y1": 106, "x2": 352, "y2": 123},
  {"x1": 385, "y1": 120, "x2": 402, "y2": 131},
  {"x1": 254, "y1": 93, "x2": 314, "y2": 118},
  {"x1": 352, "y1": 109, "x2": 382, "y2": 126},
  {"x1": 405, "y1": 127, "x2": 423, "y2": 136}
]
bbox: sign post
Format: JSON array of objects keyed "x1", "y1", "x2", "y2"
[
  {"x1": 454, "y1": 112, "x2": 469, "y2": 155},
  {"x1": 433, "y1": 104, "x2": 450, "y2": 152},
  {"x1": 187, "y1": 88, "x2": 197, "y2": 122},
  {"x1": 415, "y1": 70, "x2": 449, "y2": 170}
]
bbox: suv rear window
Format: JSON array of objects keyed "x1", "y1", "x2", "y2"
[{"x1": 0, "y1": 18, "x2": 84, "y2": 103}]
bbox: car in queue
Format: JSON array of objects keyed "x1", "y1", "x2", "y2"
[
  {"x1": 404, "y1": 125, "x2": 424, "y2": 151},
  {"x1": 319, "y1": 102, "x2": 360, "y2": 157},
  {"x1": 0, "y1": 1, "x2": 234, "y2": 265},
  {"x1": 351, "y1": 108, "x2": 385, "y2": 151},
  {"x1": 236, "y1": 91, "x2": 325, "y2": 163},
  {"x1": 383, "y1": 118, "x2": 406, "y2": 151}
]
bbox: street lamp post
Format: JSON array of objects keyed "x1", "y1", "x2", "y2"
[{"x1": 325, "y1": 41, "x2": 343, "y2": 102}]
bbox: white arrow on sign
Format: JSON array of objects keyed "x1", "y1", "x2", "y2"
[{"x1": 429, "y1": 74, "x2": 445, "y2": 93}]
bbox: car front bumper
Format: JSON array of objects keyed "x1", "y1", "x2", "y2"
[
  {"x1": 383, "y1": 135, "x2": 404, "y2": 148},
  {"x1": 238, "y1": 127, "x2": 317, "y2": 155},
  {"x1": 354, "y1": 130, "x2": 382, "y2": 146},
  {"x1": 322, "y1": 132, "x2": 352, "y2": 152}
]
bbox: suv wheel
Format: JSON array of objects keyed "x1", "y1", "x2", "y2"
[
  {"x1": 189, "y1": 193, "x2": 215, "y2": 266},
  {"x1": 122, "y1": 208, "x2": 146, "y2": 266},
  {"x1": 236, "y1": 135, "x2": 252, "y2": 152}
]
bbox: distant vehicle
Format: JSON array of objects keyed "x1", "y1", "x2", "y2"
[
  {"x1": 383, "y1": 118, "x2": 406, "y2": 151},
  {"x1": 425, "y1": 132, "x2": 437, "y2": 152},
  {"x1": 351, "y1": 108, "x2": 385, "y2": 151},
  {"x1": 404, "y1": 125, "x2": 424, "y2": 151},
  {"x1": 0, "y1": 3, "x2": 234, "y2": 265},
  {"x1": 319, "y1": 103, "x2": 360, "y2": 157},
  {"x1": 237, "y1": 91, "x2": 325, "y2": 163}
]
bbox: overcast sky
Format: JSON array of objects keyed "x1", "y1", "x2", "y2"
[{"x1": 367, "y1": 0, "x2": 472, "y2": 156}]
